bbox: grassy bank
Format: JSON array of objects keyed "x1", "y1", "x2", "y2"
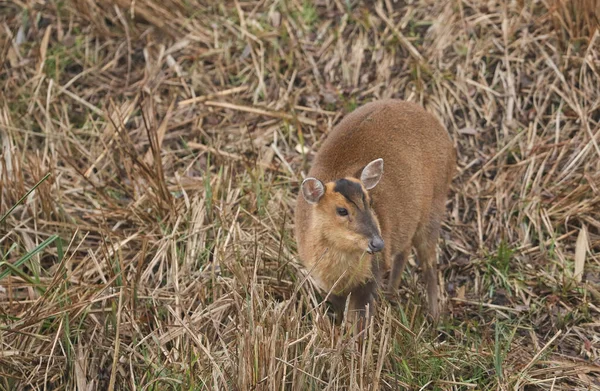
[{"x1": 1, "y1": 0, "x2": 599, "y2": 389}]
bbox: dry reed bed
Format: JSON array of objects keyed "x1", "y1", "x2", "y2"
[{"x1": 0, "y1": 0, "x2": 599, "y2": 389}]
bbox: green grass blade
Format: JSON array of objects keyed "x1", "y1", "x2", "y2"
[
  {"x1": 1, "y1": 243, "x2": 18, "y2": 262},
  {"x1": 0, "y1": 234, "x2": 59, "y2": 281},
  {"x1": 0, "y1": 263, "x2": 46, "y2": 294},
  {"x1": 0, "y1": 172, "x2": 51, "y2": 224},
  {"x1": 494, "y1": 321, "x2": 503, "y2": 380}
]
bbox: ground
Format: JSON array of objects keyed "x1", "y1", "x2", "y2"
[{"x1": 1, "y1": 0, "x2": 599, "y2": 390}]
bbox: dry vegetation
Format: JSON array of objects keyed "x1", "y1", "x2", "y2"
[{"x1": 1, "y1": 0, "x2": 600, "y2": 389}]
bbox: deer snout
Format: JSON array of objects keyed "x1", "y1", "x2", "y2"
[{"x1": 367, "y1": 236, "x2": 384, "y2": 254}]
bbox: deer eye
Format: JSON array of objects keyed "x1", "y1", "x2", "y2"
[{"x1": 336, "y1": 207, "x2": 348, "y2": 216}]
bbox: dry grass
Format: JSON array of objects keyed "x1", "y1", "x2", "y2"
[{"x1": 1, "y1": 0, "x2": 599, "y2": 389}]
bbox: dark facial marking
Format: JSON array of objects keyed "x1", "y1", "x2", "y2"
[
  {"x1": 334, "y1": 179, "x2": 380, "y2": 238},
  {"x1": 356, "y1": 208, "x2": 380, "y2": 238},
  {"x1": 333, "y1": 179, "x2": 365, "y2": 210}
]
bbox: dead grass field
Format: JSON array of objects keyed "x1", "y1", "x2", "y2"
[{"x1": 1, "y1": 0, "x2": 600, "y2": 389}]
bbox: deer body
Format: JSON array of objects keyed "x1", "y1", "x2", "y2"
[{"x1": 295, "y1": 99, "x2": 455, "y2": 320}]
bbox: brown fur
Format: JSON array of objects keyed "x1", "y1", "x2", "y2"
[
  {"x1": 300, "y1": 179, "x2": 380, "y2": 294},
  {"x1": 295, "y1": 99, "x2": 456, "y2": 321}
]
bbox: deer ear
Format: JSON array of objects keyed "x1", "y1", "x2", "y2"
[
  {"x1": 301, "y1": 178, "x2": 325, "y2": 204},
  {"x1": 360, "y1": 158, "x2": 384, "y2": 190}
]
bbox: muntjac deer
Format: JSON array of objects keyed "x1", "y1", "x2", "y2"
[{"x1": 295, "y1": 99, "x2": 455, "y2": 321}]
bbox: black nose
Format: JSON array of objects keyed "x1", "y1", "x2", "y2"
[{"x1": 368, "y1": 236, "x2": 384, "y2": 253}]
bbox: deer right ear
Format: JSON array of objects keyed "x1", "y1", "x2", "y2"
[
  {"x1": 301, "y1": 178, "x2": 325, "y2": 204},
  {"x1": 360, "y1": 158, "x2": 384, "y2": 190}
]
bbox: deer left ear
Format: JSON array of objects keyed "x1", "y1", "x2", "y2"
[
  {"x1": 301, "y1": 177, "x2": 325, "y2": 204},
  {"x1": 360, "y1": 158, "x2": 384, "y2": 190}
]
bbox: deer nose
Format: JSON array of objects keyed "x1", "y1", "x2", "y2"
[{"x1": 368, "y1": 236, "x2": 384, "y2": 253}]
